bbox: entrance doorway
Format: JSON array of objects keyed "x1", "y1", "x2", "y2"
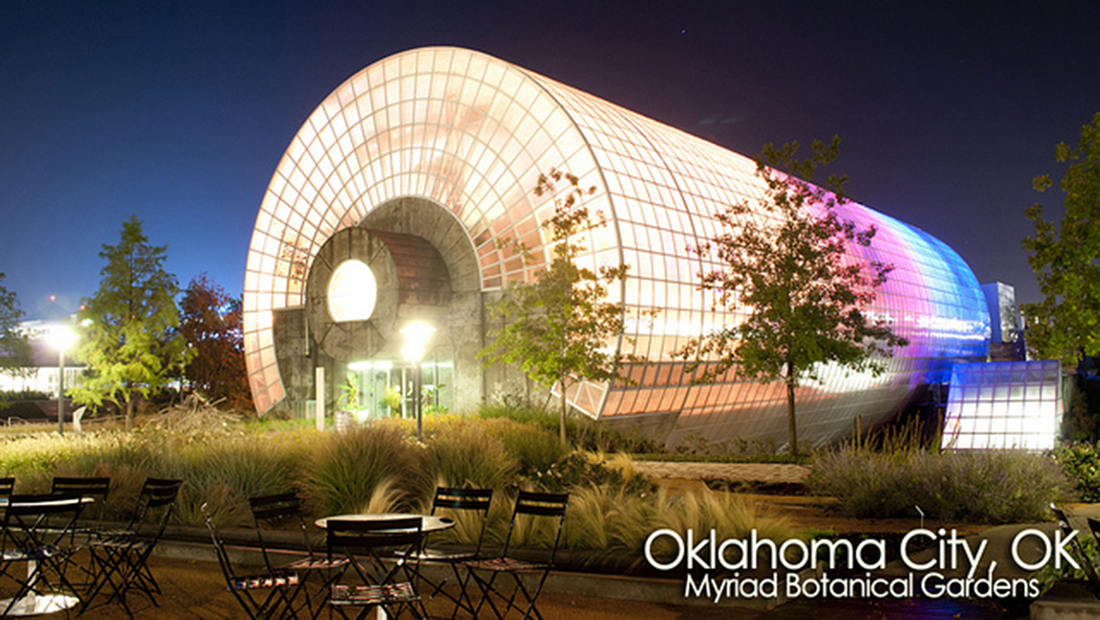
[{"x1": 346, "y1": 354, "x2": 453, "y2": 422}]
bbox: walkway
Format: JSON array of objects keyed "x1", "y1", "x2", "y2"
[
  {"x1": 633, "y1": 461, "x2": 811, "y2": 485},
  {"x1": 60, "y1": 554, "x2": 1026, "y2": 619}
]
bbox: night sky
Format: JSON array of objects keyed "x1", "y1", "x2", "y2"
[{"x1": 2, "y1": 0, "x2": 1098, "y2": 321}]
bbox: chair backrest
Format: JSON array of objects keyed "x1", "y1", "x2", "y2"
[
  {"x1": 0, "y1": 477, "x2": 13, "y2": 498},
  {"x1": 430, "y1": 487, "x2": 493, "y2": 554},
  {"x1": 501, "y1": 491, "x2": 569, "y2": 562},
  {"x1": 52, "y1": 476, "x2": 110, "y2": 524},
  {"x1": 249, "y1": 491, "x2": 315, "y2": 568},
  {"x1": 128, "y1": 478, "x2": 183, "y2": 537},
  {"x1": 1053, "y1": 504, "x2": 1100, "y2": 597},
  {"x1": 326, "y1": 516, "x2": 424, "y2": 554}
]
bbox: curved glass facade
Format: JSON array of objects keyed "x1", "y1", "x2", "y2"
[{"x1": 245, "y1": 47, "x2": 989, "y2": 445}]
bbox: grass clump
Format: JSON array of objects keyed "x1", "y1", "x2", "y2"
[
  {"x1": 563, "y1": 484, "x2": 796, "y2": 566},
  {"x1": 423, "y1": 417, "x2": 518, "y2": 490},
  {"x1": 299, "y1": 423, "x2": 430, "y2": 517},
  {"x1": 479, "y1": 417, "x2": 566, "y2": 478},
  {"x1": 809, "y1": 445, "x2": 1073, "y2": 523}
]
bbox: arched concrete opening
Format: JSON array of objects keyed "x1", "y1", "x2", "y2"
[{"x1": 273, "y1": 196, "x2": 486, "y2": 418}]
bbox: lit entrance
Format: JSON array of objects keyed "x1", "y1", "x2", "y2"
[{"x1": 345, "y1": 355, "x2": 453, "y2": 422}]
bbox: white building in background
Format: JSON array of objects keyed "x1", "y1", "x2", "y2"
[{"x1": 0, "y1": 320, "x2": 82, "y2": 398}]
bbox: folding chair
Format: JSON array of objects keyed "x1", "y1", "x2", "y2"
[
  {"x1": 249, "y1": 491, "x2": 348, "y2": 618},
  {"x1": 202, "y1": 503, "x2": 300, "y2": 619},
  {"x1": 0, "y1": 477, "x2": 13, "y2": 498},
  {"x1": 0, "y1": 492, "x2": 86, "y2": 616},
  {"x1": 1052, "y1": 504, "x2": 1100, "y2": 598},
  {"x1": 465, "y1": 491, "x2": 569, "y2": 620},
  {"x1": 325, "y1": 516, "x2": 425, "y2": 619},
  {"x1": 399, "y1": 487, "x2": 492, "y2": 618},
  {"x1": 83, "y1": 478, "x2": 183, "y2": 615},
  {"x1": 51, "y1": 476, "x2": 110, "y2": 528},
  {"x1": 50, "y1": 476, "x2": 110, "y2": 586}
]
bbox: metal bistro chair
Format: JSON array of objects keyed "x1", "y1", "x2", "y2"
[
  {"x1": 84, "y1": 478, "x2": 183, "y2": 615},
  {"x1": 0, "y1": 492, "x2": 86, "y2": 616},
  {"x1": 1052, "y1": 504, "x2": 1100, "y2": 598},
  {"x1": 50, "y1": 476, "x2": 110, "y2": 586},
  {"x1": 400, "y1": 487, "x2": 493, "y2": 618},
  {"x1": 326, "y1": 516, "x2": 425, "y2": 619},
  {"x1": 249, "y1": 491, "x2": 348, "y2": 618},
  {"x1": 465, "y1": 491, "x2": 569, "y2": 620},
  {"x1": 51, "y1": 477, "x2": 110, "y2": 527},
  {"x1": 0, "y1": 477, "x2": 13, "y2": 499},
  {"x1": 202, "y1": 503, "x2": 300, "y2": 619}
]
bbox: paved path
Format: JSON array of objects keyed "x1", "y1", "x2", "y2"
[
  {"x1": 62, "y1": 552, "x2": 1023, "y2": 619},
  {"x1": 633, "y1": 461, "x2": 811, "y2": 485}
]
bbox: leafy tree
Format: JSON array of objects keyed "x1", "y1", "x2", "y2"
[
  {"x1": 179, "y1": 273, "x2": 252, "y2": 411},
  {"x1": 1022, "y1": 112, "x2": 1100, "y2": 366},
  {"x1": 480, "y1": 169, "x2": 642, "y2": 444},
  {"x1": 72, "y1": 215, "x2": 191, "y2": 429},
  {"x1": 677, "y1": 137, "x2": 907, "y2": 456},
  {"x1": 0, "y1": 273, "x2": 32, "y2": 377}
]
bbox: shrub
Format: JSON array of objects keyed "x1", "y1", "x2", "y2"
[
  {"x1": 532, "y1": 451, "x2": 651, "y2": 495},
  {"x1": 1052, "y1": 443, "x2": 1100, "y2": 502},
  {"x1": 1032, "y1": 516, "x2": 1099, "y2": 594},
  {"x1": 809, "y1": 446, "x2": 1073, "y2": 523}
]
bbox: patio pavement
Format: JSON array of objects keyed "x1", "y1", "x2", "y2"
[{"x1": 8, "y1": 549, "x2": 1024, "y2": 619}]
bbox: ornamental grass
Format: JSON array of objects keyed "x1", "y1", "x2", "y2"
[
  {"x1": 0, "y1": 409, "x2": 796, "y2": 557},
  {"x1": 809, "y1": 443, "x2": 1073, "y2": 523}
]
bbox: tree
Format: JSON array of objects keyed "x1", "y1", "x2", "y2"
[
  {"x1": 179, "y1": 273, "x2": 252, "y2": 411},
  {"x1": 480, "y1": 169, "x2": 641, "y2": 444},
  {"x1": 677, "y1": 137, "x2": 907, "y2": 456},
  {"x1": 72, "y1": 215, "x2": 191, "y2": 429},
  {"x1": 0, "y1": 273, "x2": 32, "y2": 376},
  {"x1": 1022, "y1": 112, "x2": 1100, "y2": 366}
]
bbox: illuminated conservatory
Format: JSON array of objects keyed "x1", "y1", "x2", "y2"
[{"x1": 244, "y1": 46, "x2": 989, "y2": 448}]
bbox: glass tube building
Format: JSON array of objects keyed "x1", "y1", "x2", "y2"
[{"x1": 244, "y1": 47, "x2": 989, "y2": 447}]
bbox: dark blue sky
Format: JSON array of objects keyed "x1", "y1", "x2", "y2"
[{"x1": 2, "y1": 0, "x2": 1098, "y2": 320}]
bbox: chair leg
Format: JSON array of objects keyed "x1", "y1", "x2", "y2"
[
  {"x1": 469, "y1": 568, "x2": 510, "y2": 620},
  {"x1": 447, "y1": 561, "x2": 479, "y2": 620},
  {"x1": 467, "y1": 567, "x2": 552, "y2": 620},
  {"x1": 515, "y1": 569, "x2": 552, "y2": 620}
]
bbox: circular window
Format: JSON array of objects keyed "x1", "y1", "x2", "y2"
[{"x1": 327, "y1": 259, "x2": 378, "y2": 322}]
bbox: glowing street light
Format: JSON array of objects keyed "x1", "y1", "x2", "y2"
[
  {"x1": 48, "y1": 325, "x2": 78, "y2": 436},
  {"x1": 400, "y1": 321, "x2": 436, "y2": 442}
]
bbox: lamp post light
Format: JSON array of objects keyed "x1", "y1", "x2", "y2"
[
  {"x1": 400, "y1": 321, "x2": 436, "y2": 442},
  {"x1": 48, "y1": 325, "x2": 77, "y2": 436}
]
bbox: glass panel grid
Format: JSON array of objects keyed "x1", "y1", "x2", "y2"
[
  {"x1": 942, "y1": 361, "x2": 1062, "y2": 451},
  {"x1": 246, "y1": 48, "x2": 992, "y2": 443}
]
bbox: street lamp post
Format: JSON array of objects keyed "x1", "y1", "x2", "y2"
[
  {"x1": 400, "y1": 321, "x2": 436, "y2": 442},
  {"x1": 49, "y1": 325, "x2": 77, "y2": 436}
]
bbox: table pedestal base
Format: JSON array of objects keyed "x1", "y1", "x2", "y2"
[{"x1": 0, "y1": 593, "x2": 81, "y2": 616}]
